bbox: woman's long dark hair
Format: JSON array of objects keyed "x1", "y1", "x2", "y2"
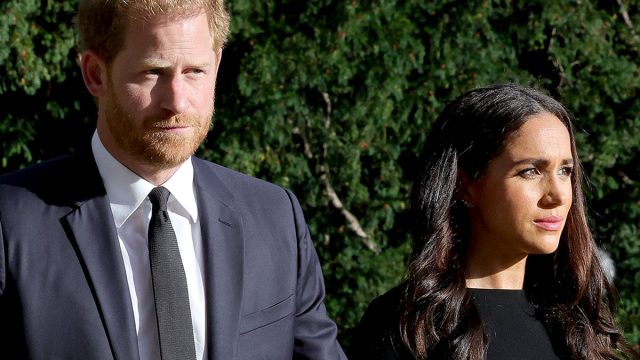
[{"x1": 400, "y1": 84, "x2": 637, "y2": 359}]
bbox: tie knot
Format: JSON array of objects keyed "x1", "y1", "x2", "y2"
[{"x1": 149, "y1": 186, "x2": 171, "y2": 212}]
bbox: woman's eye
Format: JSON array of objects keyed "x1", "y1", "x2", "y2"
[
  {"x1": 518, "y1": 168, "x2": 540, "y2": 178},
  {"x1": 559, "y1": 166, "x2": 573, "y2": 177}
]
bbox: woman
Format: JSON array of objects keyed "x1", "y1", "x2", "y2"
[{"x1": 350, "y1": 84, "x2": 638, "y2": 359}]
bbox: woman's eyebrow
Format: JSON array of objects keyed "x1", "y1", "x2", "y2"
[{"x1": 511, "y1": 158, "x2": 574, "y2": 166}]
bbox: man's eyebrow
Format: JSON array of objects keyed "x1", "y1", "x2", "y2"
[
  {"x1": 139, "y1": 59, "x2": 170, "y2": 68},
  {"x1": 139, "y1": 59, "x2": 211, "y2": 68}
]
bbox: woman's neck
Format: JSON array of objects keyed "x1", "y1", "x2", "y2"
[{"x1": 464, "y1": 243, "x2": 528, "y2": 289}]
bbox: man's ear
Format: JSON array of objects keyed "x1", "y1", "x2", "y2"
[
  {"x1": 213, "y1": 48, "x2": 222, "y2": 75},
  {"x1": 79, "y1": 50, "x2": 108, "y2": 97}
]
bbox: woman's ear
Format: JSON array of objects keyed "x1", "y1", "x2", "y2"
[
  {"x1": 457, "y1": 170, "x2": 476, "y2": 208},
  {"x1": 79, "y1": 50, "x2": 108, "y2": 97}
]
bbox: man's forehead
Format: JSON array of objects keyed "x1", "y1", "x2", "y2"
[
  {"x1": 123, "y1": 3, "x2": 208, "y2": 22},
  {"x1": 115, "y1": 11, "x2": 214, "y2": 60}
]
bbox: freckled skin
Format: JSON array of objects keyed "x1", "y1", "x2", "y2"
[{"x1": 464, "y1": 113, "x2": 573, "y2": 289}]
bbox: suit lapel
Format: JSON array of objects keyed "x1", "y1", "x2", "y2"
[
  {"x1": 193, "y1": 159, "x2": 245, "y2": 360},
  {"x1": 61, "y1": 150, "x2": 139, "y2": 360}
]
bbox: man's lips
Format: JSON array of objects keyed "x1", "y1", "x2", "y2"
[
  {"x1": 533, "y1": 215, "x2": 564, "y2": 231},
  {"x1": 159, "y1": 126, "x2": 189, "y2": 129},
  {"x1": 153, "y1": 122, "x2": 190, "y2": 128},
  {"x1": 153, "y1": 124, "x2": 192, "y2": 132}
]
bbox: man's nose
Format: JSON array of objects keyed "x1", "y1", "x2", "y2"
[{"x1": 160, "y1": 76, "x2": 190, "y2": 115}]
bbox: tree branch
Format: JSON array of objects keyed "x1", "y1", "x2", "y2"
[
  {"x1": 319, "y1": 171, "x2": 379, "y2": 252},
  {"x1": 616, "y1": 0, "x2": 635, "y2": 30},
  {"x1": 294, "y1": 93, "x2": 380, "y2": 253},
  {"x1": 319, "y1": 92, "x2": 379, "y2": 252},
  {"x1": 292, "y1": 126, "x2": 313, "y2": 160}
]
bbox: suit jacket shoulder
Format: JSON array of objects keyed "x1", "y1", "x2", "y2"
[
  {"x1": 0, "y1": 149, "x2": 134, "y2": 359},
  {"x1": 192, "y1": 158, "x2": 297, "y2": 207},
  {"x1": 0, "y1": 149, "x2": 105, "y2": 208},
  {"x1": 191, "y1": 157, "x2": 346, "y2": 360},
  {"x1": 0, "y1": 153, "x2": 346, "y2": 360}
]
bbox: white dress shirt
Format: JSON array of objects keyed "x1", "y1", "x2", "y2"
[{"x1": 91, "y1": 132, "x2": 206, "y2": 360}]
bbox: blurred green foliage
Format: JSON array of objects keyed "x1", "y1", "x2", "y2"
[{"x1": 1, "y1": 0, "x2": 638, "y2": 346}]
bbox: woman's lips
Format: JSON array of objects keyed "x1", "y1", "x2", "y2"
[{"x1": 533, "y1": 216, "x2": 564, "y2": 231}]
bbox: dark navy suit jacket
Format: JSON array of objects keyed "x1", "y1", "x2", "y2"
[{"x1": 0, "y1": 149, "x2": 346, "y2": 359}]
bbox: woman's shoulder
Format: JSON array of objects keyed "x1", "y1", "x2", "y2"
[
  {"x1": 348, "y1": 284, "x2": 414, "y2": 360},
  {"x1": 361, "y1": 283, "x2": 405, "y2": 318}
]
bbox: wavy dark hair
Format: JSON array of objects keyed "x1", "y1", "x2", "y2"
[{"x1": 400, "y1": 84, "x2": 637, "y2": 359}]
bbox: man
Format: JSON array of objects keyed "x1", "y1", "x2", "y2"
[{"x1": 0, "y1": 1, "x2": 346, "y2": 359}]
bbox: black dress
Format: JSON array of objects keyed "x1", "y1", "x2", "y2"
[
  {"x1": 469, "y1": 288, "x2": 560, "y2": 360},
  {"x1": 349, "y1": 286, "x2": 562, "y2": 359}
]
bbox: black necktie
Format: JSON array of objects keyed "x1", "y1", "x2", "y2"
[{"x1": 148, "y1": 186, "x2": 197, "y2": 360}]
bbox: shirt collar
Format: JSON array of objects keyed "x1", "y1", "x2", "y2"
[{"x1": 91, "y1": 131, "x2": 198, "y2": 227}]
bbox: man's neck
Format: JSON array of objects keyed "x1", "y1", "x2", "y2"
[
  {"x1": 95, "y1": 128, "x2": 183, "y2": 186},
  {"x1": 130, "y1": 165, "x2": 180, "y2": 186}
]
